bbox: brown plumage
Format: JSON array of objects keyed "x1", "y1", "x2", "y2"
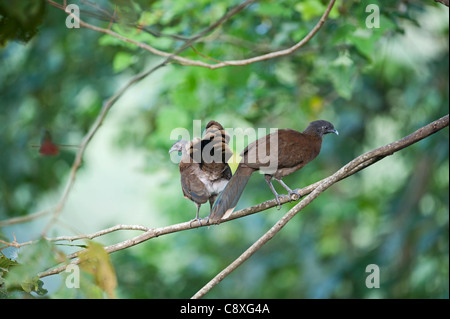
[
  {"x1": 169, "y1": 121, "x2": 233, "y2": 225},
  {"x1": 208, "y1": 120, "x2": 338, "y2": 224}
]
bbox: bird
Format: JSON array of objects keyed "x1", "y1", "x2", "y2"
[
  {"x1": 169, "y1": 120, "x2": 233, "y2": 225},
  {"x1": 207, "y1": 120, "x2": 338, "y2": 224}
]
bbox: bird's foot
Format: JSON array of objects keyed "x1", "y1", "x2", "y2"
[
  {"x1": 288, "y1": 189, "x2": 301, "y2": 202},
  {"x1": 275, "y1": 195, "x2": 282, "y2": 210},
  {"x1": 189, "y1": 217, "x2": 202, "y2": 227},
  {"x1": 201, "y1": 216, "x2": 210, "y2": 225}
]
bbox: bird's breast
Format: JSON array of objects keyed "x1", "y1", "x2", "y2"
[{"x1": 197, "y1": 173, "x2": 228, "y2": 196}]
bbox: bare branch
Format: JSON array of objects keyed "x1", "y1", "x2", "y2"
[
  {"x1": 0, "y1": 225, "x2": 149, "y2": 249},
  {"x1": 48, "y1": 224, "x2": 150, "y2": 242},
  {"x1": 0, "y1": 209, "x2": 50, "y2": 227}
]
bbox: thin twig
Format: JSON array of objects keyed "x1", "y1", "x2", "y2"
[
  {"x1": 0, "y1": 209, "x2": 51, "y2": 227},
  {"x1": 0, "y1": 225, "x2": 149, "y2": 249},
  {"x1": 48, "y1": 224, "x2": 150, "y2": 242},
  {"x1": 190, "y1": 45, "x2": 228, "y2": 65}
]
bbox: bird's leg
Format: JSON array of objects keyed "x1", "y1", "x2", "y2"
[
  {"x1": 209, "y1": 195, "x2": 217, "y2": 209},
  {"x1": 264, "y1": 175, "x2": 282, "y2": 210},
  {"x1": 189, "y1": 203, "x2": 202, "y2": 227},
  {"x1": 275, "y1": 178, "x2": 300, "y2": 202},
  {"x1": 200, "y1": 197, "x2": 216, "y2": 225}
]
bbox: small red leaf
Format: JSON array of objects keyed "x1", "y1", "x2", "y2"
[{"x1": 39, "y1": 131, "x2": 60, "y2": 156}]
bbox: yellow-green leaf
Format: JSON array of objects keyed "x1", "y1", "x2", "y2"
[{"x1": 79, "y1": 241, "x2": 117, "y2": 299}]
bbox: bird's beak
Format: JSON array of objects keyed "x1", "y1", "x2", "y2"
[{"x1": 327, "y1": 128, "x2": 339, "y2": 135}]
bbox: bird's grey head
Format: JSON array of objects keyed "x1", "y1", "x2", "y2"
[
  {"x1": 304, "y1": 120, "x2": 339, "y2": 137},
  {"x1": 169, "y1": 140, "x2": 189, "y2": 154}
]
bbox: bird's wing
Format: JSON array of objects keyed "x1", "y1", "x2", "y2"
[
  {"x1": 180, "y1": 164, "x2": 210, "y2": 204},
  {"x1": 240, "y1": 129, "x2": 321, "y2": 170}
]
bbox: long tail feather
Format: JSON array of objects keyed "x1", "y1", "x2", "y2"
[{"x1": 208, "y1": 165, "x2": 253, "y2": 223}]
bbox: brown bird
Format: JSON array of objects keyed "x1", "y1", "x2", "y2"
[
  {"x1": 169, "y1": 121, "x2": 233, "y2": 225},
  {"x1": 208, "y1": 120, "x2": 338, "y2": 224}
]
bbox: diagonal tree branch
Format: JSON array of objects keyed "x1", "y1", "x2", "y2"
[{"x1": 37, "y1": 114, "x2": 449, "y2": 280}]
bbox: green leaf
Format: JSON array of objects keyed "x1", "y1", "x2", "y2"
[
  {"x1": 79, "y1": 241, "x2": 117, "y2": 299},
  {"x1": 20, "y1": 276, "x2": 47, "y2": 296},
  {"x1": 0, "y1": 0, "x2": 46, "y2": 46},
  {"x1": 257, "y1": 2, "x2": 292, "y2": 18},
  {"x1": 0, "y1": 255, "x2": 18, "y2": 298},
  {"x1": 0, "y1": 254, "x2": 19, "y2": 270},
  {"x1": 294, "y1": 0, "x2": 339, "y2": 21},
  {"x1": 2, "y1": 239, "x2": 59, "y2": 297},
  {"x1": 113, "y1": 51, "x2": 134, "y2": 72},
  {"x1": 329, "y1": 52, "x2": 357, "y2": 100}
]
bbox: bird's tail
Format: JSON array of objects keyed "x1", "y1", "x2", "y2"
[
  {"x1": 189, "y1": 120, "x2": 233, "y2": 173},
  {"x1": 208, "y1": 164, "x2": 253, "y2": 224}
]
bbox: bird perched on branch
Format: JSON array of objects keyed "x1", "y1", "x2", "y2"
[
  {"x1": 208, "y1": 120, "x2": 338, "y2": 224},
  {"x1": 169, "y1": 121, "x2": 233, "y2": 225}
]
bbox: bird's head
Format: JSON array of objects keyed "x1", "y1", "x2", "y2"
[{"x1": 304, "y1": 120, "x2": 338, "y2": 137}]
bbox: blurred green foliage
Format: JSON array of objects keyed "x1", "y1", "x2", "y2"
[
  {"x1": 0, "y1": 0, "x2": 46, "y2": 46},
  {"x1": 0, "y1": 0, "x2": 448, "y2": 298}
]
